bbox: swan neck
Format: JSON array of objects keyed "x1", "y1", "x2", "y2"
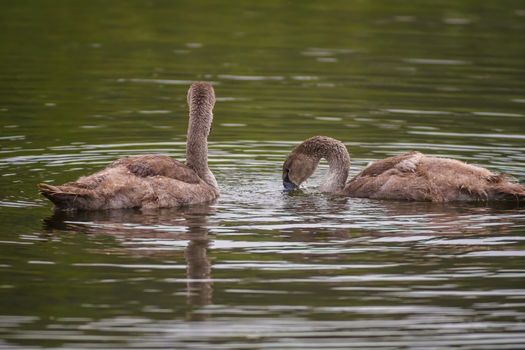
[
  {"x1": 301, "y1": 137, "x2": 350, "y2": 193},
  {"x1": 321, "y1": 149, "x2": 350, "y2": 193},
  {"x1": 186, "y1": 102, "x2": 217, "y2": 189}
]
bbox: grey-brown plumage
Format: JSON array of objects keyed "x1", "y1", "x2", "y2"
[
  {"x1": 283, "y1": 136, "x2": 525, "y2": 202},
  {"x1": 38, "y1": 82, "x2": 219, "y2": 210}
]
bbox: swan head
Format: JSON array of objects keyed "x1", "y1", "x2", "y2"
[
  {"x1": 282, "y1": 151, "x2": 319, "y2": 191},
  {"x1": 187, "y1": 82, "x2": 216, "y2": 108}
]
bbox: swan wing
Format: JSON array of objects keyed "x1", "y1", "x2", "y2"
[
  {"x1": 355, "y1": 151, "x2": 423, "y2": 178},
  {"x1": 109, "y1": 155, "x2": 201, "y2": 184},
  {"x1": 343, "y1": 151, "x2": 426, "y2": 200},
  {"x1": 345, "y1": 172, "x2": 432, "y2": 201}
]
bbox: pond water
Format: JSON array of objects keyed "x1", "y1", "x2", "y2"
[{"x1": 1, "y1": 1, "x2": 525, "y2": 348}]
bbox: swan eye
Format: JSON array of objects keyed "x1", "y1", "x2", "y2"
[{"x1": 283, "y1": 168, "x2": 290, "y2": 180}]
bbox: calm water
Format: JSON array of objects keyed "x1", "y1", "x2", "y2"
[{"x1": 1, "y1": 1, "x2": 525, "y2": 349}]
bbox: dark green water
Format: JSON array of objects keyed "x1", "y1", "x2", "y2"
[{"x1": 1, "y1": 1, "x2": 525, "y2": 348}]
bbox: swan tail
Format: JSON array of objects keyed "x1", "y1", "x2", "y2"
[
  {"x1": 489, "y1": 180, "x2": 525, "y2": 202},
  {"x1": 38, "y1": 183, "x2": 94, "y2": 210}
]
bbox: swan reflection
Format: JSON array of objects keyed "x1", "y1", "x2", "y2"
[{"x1": 43, "y1": 205, "x2": 215, "y2": 309}]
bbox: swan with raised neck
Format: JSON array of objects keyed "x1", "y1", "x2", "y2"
[
  {"x1": 283, "y1": 135, "x2": 525, "y2": 202},
  {"x1": 186, "y1": 82, "x2": 217, "y2": 189},
  {"x1": 38, "y1": 82, "x2": 219, "y2": 210}
]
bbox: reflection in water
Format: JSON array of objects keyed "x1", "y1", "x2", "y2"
[
  {"x1": 185, "y1": 235, "x2": 212, "y2": 308},
  {"x1": 44, "y1": 206, "x2": 214, "y2": 309},
  {"x1": 282, "y1": 190, "x2": 525, "y2": 234}
]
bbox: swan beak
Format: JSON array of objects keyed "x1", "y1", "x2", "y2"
[
  {"x1": 283, "y1": 174, "x2": 298, "y2": 191},
  {"x1": 283, "y1": 180, "x2": 297, "y2": 191}
]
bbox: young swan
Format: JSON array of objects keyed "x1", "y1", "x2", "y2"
[
  {"x1": 38, "y1": 82, "x2": 219, "y2": 210},
  {"x1": 283, "y1": 136, "x2": 525, "y2": 202}
]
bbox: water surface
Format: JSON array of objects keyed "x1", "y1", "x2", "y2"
[{"x1": 1, "y1": 1, "x2": 525, "y2": 348}]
